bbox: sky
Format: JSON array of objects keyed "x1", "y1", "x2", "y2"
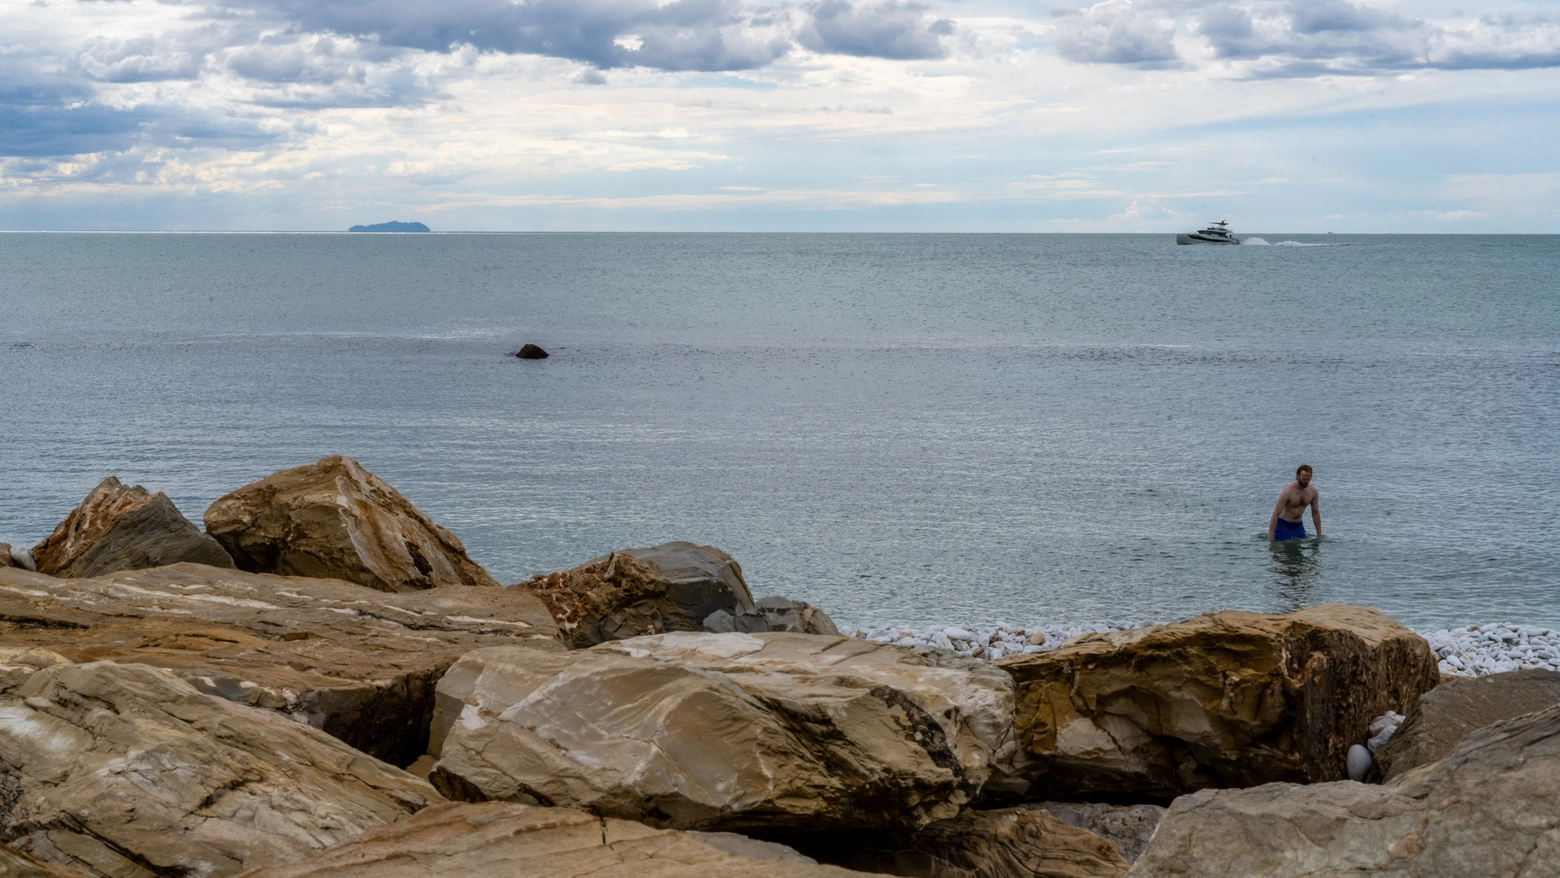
[{"x1": 2, "y1": 0, "x2": 1558, "y2": 231}]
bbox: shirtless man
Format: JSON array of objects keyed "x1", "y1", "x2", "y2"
[{"x1": 1269, "y1": 465, "x2": 1321, "y2": 541}]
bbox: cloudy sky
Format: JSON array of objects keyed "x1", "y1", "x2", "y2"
[{"x1": 2, "y1": 0, "x2": 1558, "y2": 231}]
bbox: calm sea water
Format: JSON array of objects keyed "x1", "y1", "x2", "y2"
[{"x1": 3, "y1": 233, "x2": 1557, "y2": 630}]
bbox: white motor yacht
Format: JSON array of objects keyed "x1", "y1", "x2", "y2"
[{"x1": 1176, "y1": 220, "x2": 1240, "y2": 245}]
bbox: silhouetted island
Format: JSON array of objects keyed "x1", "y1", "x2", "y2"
[{"x1": 347, "y1": 221, "x2": 430, "y2": 232}]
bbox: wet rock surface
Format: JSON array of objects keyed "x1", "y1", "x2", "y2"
[
  {"x1": 996, "y1": 605, "x2": 1438, "y2": 799},
  {"x1": 231, "y1": 802, "x2": 864, "y2": 878},
  {"x1": 28, "y1": 477, "x2": 234, "y2": 578},
  {"x1": 514, "y1": 542, "x2": 757, "y2": 647},
  {"x1": 0, "y1": 661, "x2": 442, "y2": 878},
  {"x1": 204, "y1": 456, "x2": 500, "y2": 592},
  {"x1": 1130, "y1": 701, "x2": 1560, "y2": 877},
  {"x1": 427, "y1": 632, "x2": 1016, "y2": 833},
  {"x1": 1373, "y1": 668, "x2": 1560, "y2": 780},
  {"x1": 0, "y1": 564, "x2": 557, "y2": 766}
]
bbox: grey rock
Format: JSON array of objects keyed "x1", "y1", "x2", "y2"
[
  {"x1": 704, "y1": 596, "x2": 842, "y2": 637},
  {"x1": 1129, "y1": 702, "x2": 1560, "y2": 877},
  {"x1": 1374, "y1": 668, "x2": 1560, "y2": 780},
  {"x1": 1345, "y1": 744, "x2": 1372, "y2": 781},
  {"x1": 0, "y1": 661, "x2": 442, "y2": 878},
  {"x1": 703, "y1": 609, "x2": 736, "y2": 633},
  {"x1": 30, "y1": 478, "x2": 234, "y2": 578},
  {"x1": 840, "y1": 806, "x2": 1129, "y2": 878},
  {"x1": 1032, "y1": 802, "x2": 1165, "y2": 863}
]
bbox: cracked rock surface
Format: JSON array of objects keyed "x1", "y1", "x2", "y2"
[
  {"x1": 1129, "y1": 701, "x2": 1560, "y2": 877},
  {"x1": 204, "y1": 456, "x2": 499, "y2": 592},
  {"x1": 29, "y1": 478, "x2": 234, "y2": 579},
  {"x1": 0, "y1": 661, "x2": 443, "y2": 878},
  {"x1": 1373, "y1": 668, "x2": 1560, "y2": 781},
  {"x1": 0, "y1": 564, "x2": 558, "y2": 767},
  {"x1": 427, "y1": 632, "x2": 1016, "y2": 833},
  {"x1": 997, "y1": 605, "x2": 1438, "y2": 799},
  {"x1": 231, "y1": 802, "x2": 864, "y2": 878}
]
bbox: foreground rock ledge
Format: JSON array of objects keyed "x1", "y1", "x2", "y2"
[
  {"x1": 30, "y1": 476, "x2": 234, "y2": 578},
  {"x1": 204, "y1": 455, "x2": 500, "y2": 592},
  {"x1": 428, "y1": 632, "x2": 1017, "y2": 833},
  {"x1": 0, "y1": 564, "x2": 558, "y2": 767},
  {"x1": 996, "y1": 605, "x2": 1438, "y2": 799},
  {"x1": 232, "y1": 802, "x2": 863, "y2": 878},
  {"x1": 1130, "y1": 701, "x2": 1560, "y2": 877},
  {"x1": 0, "y1": 661, "x2": 443, "y2": 878}
]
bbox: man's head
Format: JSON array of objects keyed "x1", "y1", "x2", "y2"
[{"x1": 1296, "y1": 464, "x2": 1312, "y2": 487}]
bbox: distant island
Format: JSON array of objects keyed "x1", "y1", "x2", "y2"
[{"x1": 348, "y1": 221, "x2": 430, "y2": 232}]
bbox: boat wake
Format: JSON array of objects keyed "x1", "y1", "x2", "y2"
[{"x1": 1243, "y1": 237, "x2": 1338, "y2": 247}]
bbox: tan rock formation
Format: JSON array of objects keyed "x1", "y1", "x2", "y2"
[
  {"x1": 514, "y1": 542, "x2": 758, "y2": 647},
  {"x1": 427, "y1": 632, "x2": 1017, "y2": 833},
  {"x1": 0, "y1": 661, "x2": 443, "y2": 878},
  {"x1": 996, "y1": 605, "x2": 1438, "y2": 799},
  {"x1": 29, "y1": 477, "x2": 234, "y2": 578},
  {"x1": 0, "y1": 647, "x2": 70, "y2": 696},
  {"x1": 0, "y1": 564, "x2": 557, "y2": 767},
  {"x1": 839, "y1": 807, "x2": 1130, "y2": 878},
  {"x1": 1373, "y1": 668, "x2": 1560, "y2": 780},
  {"x1": 1032, "y1": 803, "x2": 1165, "y2": 863},
  {"x1": 0, "y1": 844, "x2": 95, "y2": 878},
  {"x1": 1128, "y1": 701, "x2": 1560, "y2": 877},
  {"x1": 231, "y1": 802, "x2": 865, "y2": 878},
  {"x1": 204, "y1": 456, "x2": 499, "y2": 592}
]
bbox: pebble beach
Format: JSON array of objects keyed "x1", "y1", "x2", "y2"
[{"x1": 850, "y1": 619, "x2": 1560, "y2": 678}]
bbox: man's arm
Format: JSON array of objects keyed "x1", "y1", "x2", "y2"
[
  {"x1": 1310, "y1": 492, "x2": 1322, "y2": 538},
  {"x1": 1268, "y1": 491, "x2": 1286, "y2": 541}
]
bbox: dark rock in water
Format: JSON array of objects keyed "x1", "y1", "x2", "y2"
[
  {"x1": 30, "y1": 477, "x2": 235, "y2": 578},
  {"x1": 348, "y1": 221, "x2": 430, "y2": 232},
  {"x1": 1374, "y1": 668, "x2": 1560, "y2": 780},
  {"x1": 514, "y1": 344, "x2": 549, "y2": 359}
]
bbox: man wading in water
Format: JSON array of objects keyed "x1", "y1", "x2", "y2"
[{"x1": 1269, "y1": 465, "x2": 1322, "y2": 541}]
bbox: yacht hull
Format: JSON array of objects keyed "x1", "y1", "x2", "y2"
[{"x1": 1176, "y1": 234, "x2": 1240, "y2": 245}]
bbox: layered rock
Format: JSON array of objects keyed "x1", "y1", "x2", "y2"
[
  {"x1": 515, "y1": 542, "x2": 757, "y2": 647},
  {"x1": 704, "y1": 596, "x2": 841, "y2": 636},
  {"x1": 204, "y1": 456, "x2": 499, "y2": 592},
  {"x1": 0, "y1": 844, "x2": 94, "y2": 878},
  {"x1": 832, "y1": 807, "x2": 1130, "y2": 878},
  {"x1": 1130, "y1": 702, "x2": 1560, "y2": 877},
  {"x1": 28, "y1": 477, "x2": 234, "y2": 578},
  {"x1": 427, "y1": 632, "x2": 1016, "y2": 833},
  {"x1": 1373, "y1": 668, "x2": 1560, "y2": 780},
  {"x1": 1032, "y1": 802, "x2": 1165, "y2": 863},
  {"x1": 996, "y1": 605, "x2": 1438, "y2": 799},
  {"x1": 0, "y1": 661, "x2": 443, "y2": 878},
  {"x1": 0, "y1": 564, "x2": 557, "y2": 767}
]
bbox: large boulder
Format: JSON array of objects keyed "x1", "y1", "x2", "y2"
[
  {"x1": 514, "y1": 542, "x2": 757, "y2": 647},
  {"x1": 29, "y1": 477, "x2": 234, "y2": 578},
  {"x1": 1373, "y1": 668, "x2": 1560, "y2": 780},
  {"x1": 204, "y1": 456, "x2": 499, "y2": 592},
  {"x1": 1129, "y1": 701, "x2": 1560, "y2": 877},
  {"x1": 829, "y1": 807, "x2": 1130, "y2": 878},
  {"x1": 0, "y1": 564, "x2": 557, "y2": 767},
  {"x1": 995, "y1": 605, "x2": 1438, "y2": 799},
  {"x1": 0, "y1": 661, "x2": 442, "y2": 878},
  {"x1": 426, "y1": 632, "x2": 1017, "y2": 833},
  {"x1": 230, "y1": 802, "x2": 863, "y2": 878}
]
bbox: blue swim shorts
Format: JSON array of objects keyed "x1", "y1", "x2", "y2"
[{"x1": 1273, "y1": 518, "x2": 1307, "y2": 541}]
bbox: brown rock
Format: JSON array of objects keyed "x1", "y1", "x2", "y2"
[
  {"x1": 1129, "y1": 702, "x2": 1560, "y2": 877},
  {"x1": 427, "y1": 632, "x2": 1017, "y2": 833},
  {"x1": 204, "y1": 456, "x2": 499, "y2": 592},
  {"x1": 0, "y1": 844, "x2": 95, "y2": 878},
  {"x1": 0, "y1": 661, "x2": 443, "y2": 878},
  {"x1": 996, "y1": 605, "x2": 1437, "y2": 799},
  {"x1": 231, "y1": 802, "x2": 864, "y2": 878},
  {"x1": 514, "y1": 542, "x2": 757, "y2": 647},
  {"x1": 513, "y1": 344, "x2": 549, "y2": 359},
  {"x1": 0, "y1": 564, "x2": 558, "y2": 767},
  {"x1": 29, "y1": 477, "x2": 234, "y2": 578},
  {"x1": 835, "y1": 807, "x2": 1130, "y2": 878},
  {"x1": 1374, "y1": 668, "x2": 1560, "y2": 780}
]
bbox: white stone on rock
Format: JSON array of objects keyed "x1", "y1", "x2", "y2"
[{"x1": 1346, "y1": 744, "x2": 1372, "y2": 781}]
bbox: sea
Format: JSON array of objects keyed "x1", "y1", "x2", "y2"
[{"x1": 3, "y1": 232, "x2": 1557, "y2": 631}]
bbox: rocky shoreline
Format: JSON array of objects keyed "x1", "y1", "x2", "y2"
[{"x1": 2, "y1": 455, "x2": 1557, "y2": 877}]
